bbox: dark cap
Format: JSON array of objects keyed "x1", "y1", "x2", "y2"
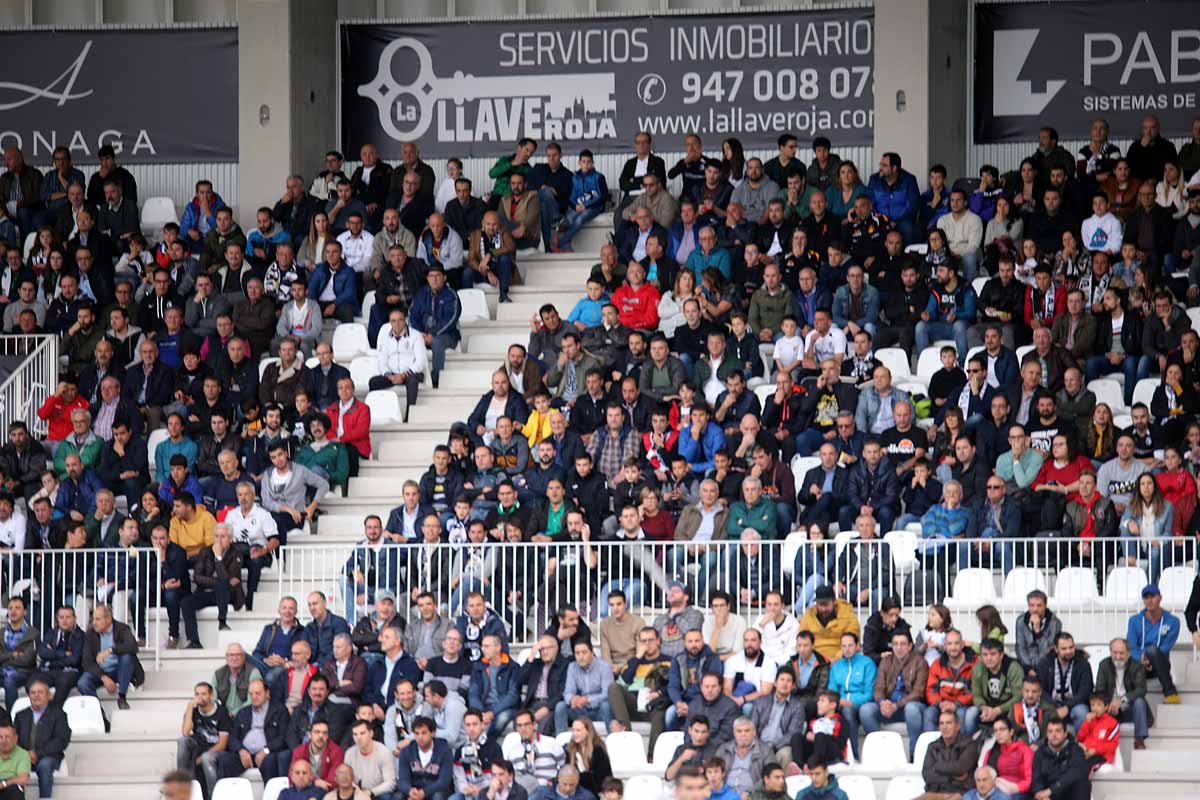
[
  {"x1": 97, "y1": 145, "x2": 116, "y2": 158},
  {"x1": 814, "y1": 585, "x2": 835, "y2": 602}
]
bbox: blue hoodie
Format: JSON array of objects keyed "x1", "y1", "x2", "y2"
[
  {"x1": 570, "y1": 169, "x2": 609, "y2": 211},
  {"x1": 1126, "y1": 608, "x2": 1180, "y2": 661},
  {"x1": 867, "y1": 169, "x2": 920, "y2": 224},
  {"x1": 409, "y1": 284, "x2": 462, "y2": 340},
  {"x1": 827, "y1": 652, "x2": 876, "y2": 706},
  {"x1": 179, "y1": 192, "x2": 228, "y2": 239},
  {"x1": 924, "y1": 279, "x2": 977, "y2": 324},
  {"x1": 678, "y1": 421, "x2": 726, "y2": 475}
]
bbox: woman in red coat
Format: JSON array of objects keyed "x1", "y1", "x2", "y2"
[
  {"x1": 325, "y1": 376, "x2": 372, "y2": 475},
  {"x1": 981, "y1": 716, "x2": 1034, "y2": 797},
  {"x1": 1156, "y1": 446, "x2": 1198, "y2": 536}
]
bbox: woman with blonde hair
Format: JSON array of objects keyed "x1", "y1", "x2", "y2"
[{"x1": 567, "y1": 717, "x2": 612, "y2": 795}]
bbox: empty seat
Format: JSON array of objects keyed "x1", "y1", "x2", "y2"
[
  {"x1": 949, "y1": 568, "x2": 997, "y2": 605},
  {"x1": 785, "y1": 776, "x2": 812, "y2": 796},
  {"x1": 458, "y1": 288, "x2": 490, "y2": 322},
  {"x1": 837, "y1": 775, "x2": 875, "y2": 800},
  {"x1": 1103, "y1": 566, "x2": 1149, "y2": 608},
  {"x1": 140, "y1": 196, "x2": 178, "y2": 234},
  {"x1": 1088, "y1": 378, "x2": 1125, "y2": 413},
  {"x1": 1159, "y1": 566, "x2": 1193, "y2": 607},
  {"x1": 332, "y1": 323, "x2": 371, "y2": 361},
  {"x1": 1001, "y1": 568, "x2": 1049, "y2": 608},
  {"x1": 971, "y1": 277, "x2": 987, "y2": 297},
  {"x1": 754, "y1": 384, "x2": 775, "y2": 408},
  {"x1": 883, "y1": 530, "x2": 919, "y2": 575},
  {"x1": 349, "y1": 356, "x2": 381, "y2": 392},
  {"x1": 364, "y1": 390, "x2": 403, "y2": 425},
  {"x1": 861, "y1": 731, "x2": 908, "y2": 770},
  {"x1": 1188, "y1": 306, "x2": 1200, "y2": 333},
  {"x1": 1112, "y1": 413, "x2": 1133, "y2": 429},
  {"x1": 146, "y1": 428, "x2": 170, "y2": 476},
  {"x1": 607, "y1": 730, "x2": 650, "y2": 777},
  {"x1": 905, "y1": 243, "x2": 928, "y2": 256},
  {"x1": 781, "y1": 530, "x2": 806, "y2": 577},
  {"x1": 885, "y1": 775, "x2": 926, "y2": 800},
  {"x1": 554, "y1": 730, "x2": 572, "y2": 750},
  {"x1": 875, "y1": 347, "x2": 912, "y2": 379},
  {"x1": 907, "y1": 731, "x2": 942, "y2": 773},
  {"x1": 916, "y1": 347, "x2": 948, "y2": 378},
  {"x1": 258, "y1": 357, "x2": 280, "y2": 380},
  {"x1": 790, "y1": 455, "x2": 820, "y2": 490},
  {"x1": 262, "y1": 777, "x2": 290, "y2": 800},
  {"x1": 211, "y1": 778, "x2": 254, "y2": 800},
  {"x1": 63, "y1": 696, "x2": 105, "y2": 735},
  {"x1": 1130, "y1": 378, "x2": 1158, "y2": 410},
  {"x1": 1053, "y1": 567, "x2": 1100, "y2": 609},
  {"x1": 22, "y1": 231, "x2": 37, "y2": 260},
  {"x1": 652, "y1": 731, "x2": 684, "y2": 772},
  {"x1": 624, "y1": 776, "x2": 663, "y2": 797}
]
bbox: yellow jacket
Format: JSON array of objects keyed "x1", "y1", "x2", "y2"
[
  {"x1": 170, "y1": 508, "x2": 216, "y2": 557},
  {"x1": 799, "y1": 598, "x2": 862, "y2": 662},
  {"x1": 522, "y1": 409, "x2": 553, "y2": 448}
]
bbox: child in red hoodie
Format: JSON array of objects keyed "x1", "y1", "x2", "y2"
[{"x1": 1078, "y1": 693, "x2": 1120, "y2": 773}]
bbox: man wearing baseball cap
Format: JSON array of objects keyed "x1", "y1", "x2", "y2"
[
  {"x1": 1125, "y1": 583, "x2": 1181, "y2": 704},
  {"x1": 652, "y1": 581, "x2": 704, "y2": 658}
]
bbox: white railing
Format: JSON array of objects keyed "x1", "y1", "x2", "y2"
[
  {"x1": 0, "y1": 335, "x2": 58, "y2": 439},
  {"x1": 271, "y1": 537, "x2": 1196, "y2": 649},
  {"x1": 0, "y1": 547, "x2": 162, "y2": 668}
]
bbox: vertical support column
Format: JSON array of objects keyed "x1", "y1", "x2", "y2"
[
  {"x1": 237, "y1": 0, "x2": 337, "y2": 226},
  {"x1": 873, "y1": 0, "x2": 968, "y2": 187}
]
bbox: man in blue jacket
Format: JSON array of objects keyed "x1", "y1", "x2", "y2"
[
  {"x1": 839, "y1": 439, "x2": 899, "y2": 534},
  {"x1": 915, "y1": 262, "x2": 977, "y2": 359},
  {"x1": 250, "y1": 596, "x2": 302, "y2": 700},
  {"x1": 303, "y1": 590, "x2": 351, "y2": 667},
  {"x1": 555, "y1": 150, "x2": 608, "y2": 253},
  {"x1": 469, "y1": 634, "x2": 521, "y2": 735},
  {"x1": 827, "y1": 631, "x2": 877, "y2": 759},
  {"x1": 37, "y1": 605, "x2": 98, "y2": 707},
  {"x1": 396, "y1": 716, "x2": 456, "y2": 800},
  {"x1": 1126, "y1": 584, "x2": 1181, "y2": 703},
  {"x1": 179, "y1": 180, "x2": 227, "y2": 254},
  {"x1": 867, "y1": 152, "x2": 921, "y2": 245},
  {"x1": 678, "y1": 404, "x2": 725, "y2": 476},
  {"x1": 307, "y1": 240, "x2": 359, "y2": 323},
  {"x1": 409, "y1": 264, "x2": 462, "y2": 389}
]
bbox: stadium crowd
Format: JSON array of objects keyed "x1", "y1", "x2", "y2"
[{"x1": 2, "y1": 112, "x2": 1200, "y2": 800}]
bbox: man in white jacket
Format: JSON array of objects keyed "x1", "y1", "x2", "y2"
[
  {"x1": 937, "y1": 188, "x2": 984, "y2": 283},
  {"x1": 1081, "y1": 190, "x2": 1124, "y2": 255},
  {"x1": 753, "y1": 591, "x2": 800, "y2": 667},
  {"x1": 371, "y1": 306, "x2": 428, "y2": 420}
]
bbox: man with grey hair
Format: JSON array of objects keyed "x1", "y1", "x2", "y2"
[
  {"x1": 726, "y1": 475, "x2": 778, "y2": 539},
  {"x1": 211, "y1": 642, "x2": 262, "y2": 716},
  {"x1": 919, "y1": 479, "x2": 972, "y2": 570},
  {"x1": 273, "y1": 172, "x2": 321, "y2": 249},
  {"x1": 181, "y1": 522, "x2": 245, "y2": 650},
  {"x1": 962, "y1": 765, "x2": 1010, "y2": 800}
]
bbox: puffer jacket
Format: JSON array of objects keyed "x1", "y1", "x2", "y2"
[
  {"x1": 570, "y1": 169, "x2": 609, "y2": 211},
  {"x1": 925, "y1": 649, "x2": 978, "y2": 707}
]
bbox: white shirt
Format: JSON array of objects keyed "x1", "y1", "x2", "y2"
[
  {"x1": 377, "y1": 325, "x2": 429, "y2": 376},
  {"x1": 754, "y1": 612, "x2": 800, "y2": 666},
  {"x1": 804, "y1": 325, "x2": 848, "y2": 362},
  {"x1": 337, "y1": 229, "x2": 376, "y2": 273},
  {"x1": 224, "y1": 503, "x2": 279, "y2": 548},
  {"x1": 435, "y1": 178, "x2": 457, "y2": 213},
  {"x1": 0, "y1": 511, "x2": 26, "y2": 550},
  {"x1": 1081, "y1": 212, "x2": 1124, "y2": 254},
  {"x1": 633, "y1": 229, "x2": 651, "y2": 261},
  {"x1": 724, "y1": 649, "x2": 778, "y2": 690}
]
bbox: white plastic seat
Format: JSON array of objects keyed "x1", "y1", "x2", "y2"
[
  {"x1": 883, "y1": 530, "x2": 919, "y2": 575},
  {"x1": 1016, "y1": 344, "x2": 1034, "y2": 362},
  {"x1": 905, "y1": 243, "x2": 928, "y2": 256},
  {"x1": 895, "y1": 381, "x2": 929, "y2": 397},
  {"x1": 1188, "y1": 306, "x2": 1200, "y2": 333},
  {"x1": 1113, "y1": 413, "x2": 1133, "y2": 430},
  {"x1": 916, "y1": 347, "x2": 948, "y2": 379},
  {"x1": 350, "y1": 356, "x2": 381, "y2": 393},
  {"x1": 332, "y1": 323, "x2": 371, "y2": 362},
  {"x1": 211, "y1": 778, "x2": 254, "y2": 800},
  {"x1": 790, "y1": 455, "x2": 821, "y2": 491},
  {"x1": 1053, "y1": 567, "x2": 1100, "y2": 610},
  {"x1": 965, "y1": 345, "x2": 984, "y2": 362},
  {"x1": 305, "y1": 356, "x2": 320, "y2": 369},
  {"x1": 971, "y1": 277, "x2": 988, "y2": 297},
  {"x1": 140, "y1": 196, "x2": 178, "y2": 234},
  {"x1": 624, "y1": 776, "x2": 663, "y2": 797},
  {"x1": 651, "y1": 731, "x2": 684, "y2": 773},
  {"x1": 1131, "y1": 378, "x2": 1158, "y2": 410},
  {"x1": 1160, "y1": 566, "x2": 1194, "y2": 607},
  {"x1": 191, "y1": 781, "x2": 203, "y2": 800},
  {"x1": 1103, "y1": 565, "x2": 1149, "y2": 608},
  {"x1": 262, "y1": 777, "x2": 290, "y2": 800},
  {"x1": 1085, "y1": 644, "x2": 1108, "y2": 682},
  {"x1": 554, "y1": 731, "x2": 572, "y2": 750},
  {"x1": 861, "y1": 731, "x2": 908, "y2": 771},
  {"x1": 364, "y1": 389, "x2": 403, "y2": 425},
  {"x1": 146, "y1": 427, "x2": 170, "y2": 476},
  {"x1": 7, "y1": 697, "x2": 29, "y2": 719},
  {"x1": 22, "y1": 231, "x2": 37, "y2": 260},
  {"x1": 63, "y1": 695, "x2": 104, "y2": 735},
  {"x1": 907, "y1": 731, "x2": 942, "y2": 773},
  {"x1": 754, "y1": 384, "x2": 775, "y2": 408},
  {"x1": 781, "y1": 530, "x2": 807, "y2": 577},
  {"x1": 949, "y1": 567, "x2": 997, "y2": 605},
  {"x1": 1001, "y1": 568, "x2": 1049, "y2": 608},
  {"x1": 607, "y1": 730, "x2": 650, "y2": 777},
  {"x1": 360, "y1": 290, "x2": 376, "y2": 324},
  {"x1": 1088, "y1": 378, "x2": 1126, "y2": 414},
  {"x1": 258, "y1": 357, "x2": 280, "y2": 380},
  {"x1": 458, "y1": 288, "x2": 490, "y2": 322},
  {"x1": 785, "y1": 776, "x2": 812, "y2": 796},
  {"x1": 885, "y1": 775, "x2": 926, "y2": 800},
  {"x1": 875, "y1": 347, "x2": 912, "y2": 379},
  {"x1": 838, "y1": 775, "x2": 875, "y2": 800}
]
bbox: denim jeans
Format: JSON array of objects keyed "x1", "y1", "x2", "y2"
[
  {"x1": 554, "y1": 699, "x2": 612, "y2": 734},
  {"x1": 959, "y1": 250, "x2": 981, "y2": 284},
  {"x1": 1143, "y1": 645, "x2": 1178, "y2": 695},
  {"x1": 796, "y1": 427, "x2": 834, "y2": 457},
  {"x1": 599, "y1": 580, "x2": 646, "y2": 617},
  {"x1": 1122, "y1": 537, "x2": 1165, "y2": 585},
  {"x1": 795, "y1": 574, "x2": 829, "y2": 614},
  {"x1": 974, "y1": 526, "x2": 1016, "y2": 577},
  {"x1": 538, "y1": 187, "x2": 562, "y2": 252},
  {"x1": 32, "y1": 755, "x2": 60, "y2": 799},
  {"x1": 1, "y1": 671, "x2": 29, "y2": 713},
  {"x1": 837, "y1": 505, "x2": 896, "y2": 536},
  {"x1": 840, "y1": 703, "x2": 863, "y2": 759},
  {"x1": 923, "y1": 703, "x2": 971, "y2": 734},
  {"x1": 462, "y1": 253, "x2": 515, "y2": 295},
  {"x1": 556, "y1": 206, "x2": 602, "y2": 250},
  {"x1": 426, "y1": 332, "x2": 460, "y2": 381},
  {"x1": 859, "y1": 700, "x2": 928, "y2": 756},
  {"x1": 1117, "y1": 696, "x2": 1151, "y2": 739},
  {"x1": 915, "y1": 319, "x2": 969, "y2": 360},
  {"x1": 78, "y1": 654, "x2": 136, "y2": 697}
]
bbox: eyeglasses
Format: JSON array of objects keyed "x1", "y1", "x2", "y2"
[{"x1": 987, "y1": 484, "x2": 1005, "y2": 490}]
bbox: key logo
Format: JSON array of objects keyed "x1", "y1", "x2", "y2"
[
  {"x1": 992, "y1": 29, "x2": 1065, "y2": 117},
  {"x1": 358, "y1": 37, "x2": 618, "y2": 145},
  {"x1": 0, "y1": 41, "x2": 94, "y2": 111}
]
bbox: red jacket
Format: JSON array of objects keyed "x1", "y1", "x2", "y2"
[
  {"x1": 326, "y1": 400, "x2": 372, "y2": 458},
  {"x1": 290, "y1": 739, "x2": 344, "y2": 784},
  {"x1": 612, "y1": 282, "x2": 661, "y2": 331},
  {"x1": 1077, "y1": 712, "x2": 1119, "y2": 763},
  {"x1": 1156, "y1": 468, "x2": 1197, "y2": 535},
  {"x1": 982, "y1": 739, "x2": 1034, "y2": 792},
  {"x1": 925, "y1": 651, "x2": 977, "y2": 707},
  {"x1": 1024, "y1": 284, "x2": 1067, "y2": 328},
  {"x1": 286, "y1": 663, "x2": 317, "y2": 699},
  {"x1": 37, "y1": 394, "x2": 89, "y2": 442}
]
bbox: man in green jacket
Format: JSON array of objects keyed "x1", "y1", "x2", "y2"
[
  {"x1": 726, "y1": 477, "x2": 778, "y2": 540},
  {"x1": 1094, "y1": 636, "x2": 1153, "y2": 748},
  {"x1": 487, "y1": 139, "x2": 536, "y2": 201},
  {"x1": 969, "y1": 638, "x2": 1025, "y2": 735}
]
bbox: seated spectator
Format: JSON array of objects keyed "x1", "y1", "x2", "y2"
[
  {"x1": 1076, "y1": 692, "x2": 1120, "y2": 774},
  {"x1": 1036, "y1": 633, "x2": 1093, "y2": 733},
  {"x1": 1029, "y1": 718, "x2": 1091, "y2": 800},
  {"x1": 860, "y1": 629, "x2": 927, "y2": 756},
  {"x1": 1126, "y1": 583, "x2": 1181, "y2": 705},
  {"x1": 970, "y1": 637, "x2": 1025, "y2": 736},
  {"x1": 308, "y1": 240, "x2": 359, "y2": 324},
  {"x1": 937, "y1": 189, "x2": 984, "y2": 282},
  {"x1": 181, "y1": 523, "x2": 246, "y2": 649},
  {"x1": 860, "y1": 597, "x2": 910, "y2": 664},
  {"x1": 503, "y1": 709, "x2": 565, "y2": 792},
  {"x1": 618, "y1": 206, "x2": 668, "y2": 265},
  {"x1": 13, "y1": 677, "x2": 68, "y2": 799},
  {"x1": 788, "y1": 689, "x2": 848, "y2": 766},
  {"x1": 920, "y1": 708, "x2": 980, "y2": 799},
  {"x1": 499, "y1": 173, "x2": 541, "y2": 250},
  {"x1": 409, "y1": 265, "x2": 462, "y2": 389},
  {"x1": 1094, "y1": 636, "x2": 1153, "y2": 752},
  {"x1": 827, "y1": 632, "x2": 875, "y2": 759},
  {"x1": 83, "y1": 604, "x2": 142, "y2": 709}
]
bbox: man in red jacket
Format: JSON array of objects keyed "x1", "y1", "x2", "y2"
[
  {"x1": 612, "y1": 261, "x2": 661, "y2": 332},
  {"x1": 924, "y1": 629, "x2": 978, "y2": 733},
  {"x1": 290, "y1": 719, "x2": 343, "y2": 792},
  {"x1": 37, "y1": 378, "x2": 88, "y2": 446},
  {"x1": 326, "y1": 376, "x2": 372, "y2": 476}
]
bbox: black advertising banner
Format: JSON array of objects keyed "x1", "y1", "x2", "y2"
[
  {"x1": 975, "y1": 0, "x2": 1200, "y2": 142},
  {"x1": 0, "y1": 28, "x2": 238, "y2": 162},
  {"x1": 341, "y1": 9, "x2": 875, "y2": 159}
]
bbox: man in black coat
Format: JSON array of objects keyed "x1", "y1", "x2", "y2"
[
  {"x1": 797, "y1": 443, "x2": 848, "y2": 528},
  {"x1": 305, "y1": 342, "x2": 352, "y2": 410},
  {"x1": 282, "y1": 674, "x2": 347, "y2": 777},
  {"x1": 517, "y1": 634, "x2": 571, "y2": 733},
  {"x1": 96, "y1": 420, "x2": 149, "y2": 510},
  {"x1": 121, "y1": 339, "x2": 175, "y2": 432},
  {"x1": 229, "y1": 678, "x2": 290, "y2": 781},
  {"x1": 14, "y1": 677, "x2": 71, "y2": 799},
  {"x1": 36, "y1": 606, "x2": 94, "y2": 708},
  {"x1": 1029, "y1": 717, "x2": 1091, "y2": 800},
  {"x1": 82, "y1": 604, "x2": 143, "y2": 709}
]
